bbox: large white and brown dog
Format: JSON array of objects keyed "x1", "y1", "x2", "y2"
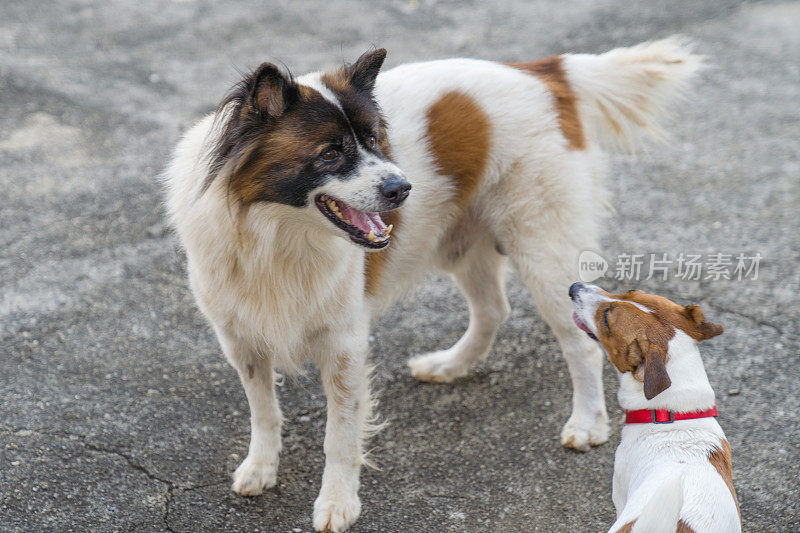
[
  {"x1": 570, "y1": 283, "x2": 740, "y2": 533},
  {"x1": 164, "y1": 39, "x2": 701, "y2": 531}
]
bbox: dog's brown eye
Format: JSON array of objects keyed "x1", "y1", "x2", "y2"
[
  {"x1": 366, "y1": 135, "x2": 377, "y2": 148},
  {"x1": 602, "y1": 307, "x2": 611, "y2": 330},
  {"x1": 321, "y1": 149, "x2": 340, "y2": 161}
]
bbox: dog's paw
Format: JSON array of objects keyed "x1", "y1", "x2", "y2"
[
  {"x1": 408, "y1": 350, "x2": 471, "y2": 383},
  {"x1": 313, "y1": 491, "x2": 361, "y2": 532},
  {"x1": 560, "y1": 411, "x2": 609, "y2": 452},
  {"x1": 231, "y1": 456, "x2": 277, "y2": 496}
]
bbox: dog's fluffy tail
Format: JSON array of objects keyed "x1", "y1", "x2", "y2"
[
  {"x1": 563, "y1": 36, "x2": 704, "y2": 151},
  {"x1": 629, "y1": 472, "x2": 685, "y2": 533}
]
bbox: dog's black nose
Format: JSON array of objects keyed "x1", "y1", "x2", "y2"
[
  {"x1": 379, "y1": 175, "x2": 411, "y2": 205},
  {"x1": 569, "y1": 282, "x2": 583, "y2": 300}
]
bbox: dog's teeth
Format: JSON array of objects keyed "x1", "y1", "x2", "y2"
[
  {"x1": 336, "y1": 211, "x2": 343, "y2": 218},
  {"x1": 385, "y1": 224, "x2": 393, "y2": 235},
  {"x1": 366, "y1": 230, "x2": 375, "y2": 241}
]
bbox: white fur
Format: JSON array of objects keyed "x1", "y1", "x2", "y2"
[
  {"x1": 298, "y1": 72, "x2": 345, "y2": 112},
  {"x1": 571, "y1": 286, "x2": 740, "y2": 532},
  {"x1": 610, "y1": 333, "x2": 740, "y2": 533},
  {"x1": 163, "y1": 38, "x2": 700, "y2": 531},
  {"x1": 565, "y1": 36, "x2": 704, "y2": 149}
]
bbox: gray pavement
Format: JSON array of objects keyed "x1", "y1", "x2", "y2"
[{"x1": 1, "y1": 1, "x2": 798, "y2": 531}]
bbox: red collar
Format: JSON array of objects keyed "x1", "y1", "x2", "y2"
[{"x1": 625, "y1": 405, "x2": 718, "y2": 424}]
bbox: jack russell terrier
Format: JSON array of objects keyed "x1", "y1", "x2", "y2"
[{"x1": 570, "y1": 283, "x2": 740, "y2": 533}]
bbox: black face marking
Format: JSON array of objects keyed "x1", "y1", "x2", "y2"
[
  {"x1": 602, "y1": 307, "x2": 611, "y2": 331},
  {"x1": 337, "y1": 93, "x2": 386, "y2": 157},
  {"x1": 321, "y1": 63, "x2": 392, "y2": 161},
  {"x1": 204, "y1": 75, "x2": 381, "y2": 207},
  {"x1": 255, "y1": 96, "x2": 363, "y2": 207},
  {"x1": 202, "y1": 51, "x2": 392, "y2": 211}
]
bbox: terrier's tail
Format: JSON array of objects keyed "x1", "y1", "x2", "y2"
[{"x1": 630, "y1": 472, "x2": 685, "y2": 533}]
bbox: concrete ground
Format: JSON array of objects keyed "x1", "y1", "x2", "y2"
[{"x1": 1, "y1": 0, "x2": 798, "y2": 531}]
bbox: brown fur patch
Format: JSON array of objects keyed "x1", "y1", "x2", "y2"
[
  {"x1": 364, "y1": 209, "x2": 400, "y2": 296},
  {"x1": 616, "y1": 517, "x2": 698, "y2": 532},
  {"x1": 616, "y1": 518, "x2": 697, "y2": 532},
  {"x1": 708, "y1": 439, "x2": 741, "y2": 519},
  {"x1": 615, "y1": 520, "x2": 636, "y2": 533},
  {"x1": 507, "y1": 56, "x2": 586, "y2": 150},
  {"x1": 324, "y1": 359, "x2": 363, "y2": 412},
  {"x1": 614, "y1": 291, "x2": 724, "y2": 343},
  {"x1": 328, "y1": 369, "x2": 353, "y2": 407},
  {"x1": 366, "y1": 90, "x2": 490, "y2": 296},
  {"x1": 425, "y1": 90, "x2": 491, "y2": 211},
  {"x1": 616, "y1": 516, "x2": 697, "y2": 532},
  {"x1": 591, "y1": 290, "x2": 722, "y2": 400},
  {"x1": 592, "y1": 298, "x2": 675, "y2": 399}
]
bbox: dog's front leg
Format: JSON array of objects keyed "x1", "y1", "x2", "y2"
[
  {"x1": 311, "y1": 325, "x2": 371, "y2": 533},
  {"x1": 215, "y1": 327, "x2": 282, "y2": 495}
]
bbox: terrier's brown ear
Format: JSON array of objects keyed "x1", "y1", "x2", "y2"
[
  {"x1": 684, "y1": 305, "x2": 724, "y2": 341},
  {"x1": 348, "y1": 48, "x2": 387, "y2": 92},
  {"x1": 249, "y1": 62, "x2": 298, "y2": 119},
  {"x1": 631, "y1": 338, "x2": 672, "y2": 400}
]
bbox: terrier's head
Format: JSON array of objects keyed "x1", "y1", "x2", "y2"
[{"x1": 570, "y1": 283, "x2": 723, "y2": 400}]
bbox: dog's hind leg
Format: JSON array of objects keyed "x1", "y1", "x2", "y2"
[
  {"x1": 409, "y1": 226, "x2": 510, "y2": 382},
  {"x1": 507, "y1": 231, "x2": 609, "y2": 451},
  {"x1": 216, "y1": 328, "x2": 282, "y2": 495}
]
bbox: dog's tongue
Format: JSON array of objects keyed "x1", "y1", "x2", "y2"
[
  {"x1": 339, "y1": 203, "x2": 387, "y2": 234},
  {"x1": 572, "y1": 312, "x2": 592, "y2": 335},
  {"x1": 572, "y1": 311, "x2": 598, "y2": 340}
]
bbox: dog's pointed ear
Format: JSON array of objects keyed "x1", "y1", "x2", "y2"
[
  {"x1": 631, "y1": 338, "x2": 672, "y2": 400},
  {"x1": 684, "y1": 305, "x2": 724, "y2": 341},
  {"x1": 348, "y1": 48, "x2": 387, "y2": 92},
  {"x1": 248, "y1": 62, "x2": 298, "y2": 119}
]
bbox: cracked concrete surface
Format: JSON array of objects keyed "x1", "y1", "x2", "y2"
[{"x1": 1, "y1": 0, "x2": 798, "y2": 531}]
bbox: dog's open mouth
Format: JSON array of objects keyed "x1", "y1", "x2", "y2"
[
  {"x1": 572, "y1": 312, "x2": 598, "y2": 341},
  {"x1": 315, "y1": 194, "x2": 393, "y2": 249}
]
